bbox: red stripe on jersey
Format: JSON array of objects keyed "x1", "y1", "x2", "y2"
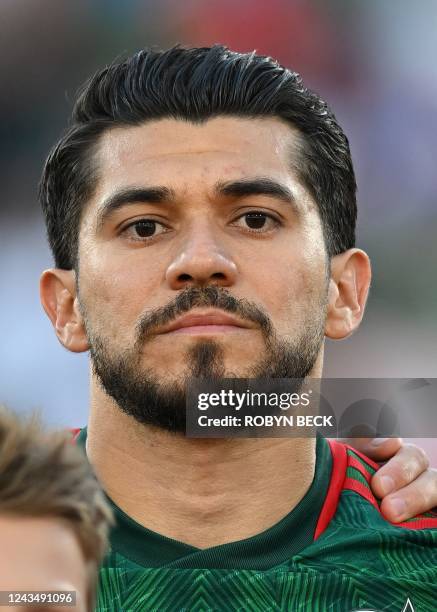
[
  {"x1": 314, "y1": 439, "x2": 347, "y2": 540},
  {"x1": 69, "y1": 428, "x2": 81, "y2": 444},
  {"x1": 347, "y1": 455, "x2": 372, "y2": 483},
  {"x1": 344, "y1": 444, "x2": 380, "y2": 471},
  {"x1": 395, "y1": 517, "x2": 437, "y2": 529},
  {"x1": 342, "y1": 476, "x2": 379, "y2": 510}
]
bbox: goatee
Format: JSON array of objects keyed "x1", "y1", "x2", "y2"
[{"x1": 84, "y1": 286, "x2": 326, "y2": 433}]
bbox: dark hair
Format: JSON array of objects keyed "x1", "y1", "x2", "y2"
[{"x1": 39, "y1": 45, "x2": 357, "y2": 270}]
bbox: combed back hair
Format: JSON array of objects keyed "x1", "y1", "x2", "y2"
[
  {"x1": 0, "y1": 407, "x2": 113, "y2": 611},
  {"x1": 39, "y1": 44, "x2": 357, "y2": 270}
]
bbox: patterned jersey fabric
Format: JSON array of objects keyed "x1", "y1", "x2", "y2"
[{"x1": 73, "y1": 429, "x2": 437, "y2": 611}]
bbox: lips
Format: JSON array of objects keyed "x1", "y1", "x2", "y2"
[{"x1": 158, "y1": 310, "x2": 253, "y2": 334}]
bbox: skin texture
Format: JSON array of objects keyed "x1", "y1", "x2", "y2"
[
  {"x1": 40, "y1": 117, "x2": 437, "y2": 545},
  {"x1": 0, "y1": 515, "x2": 88, "y2": 611}
]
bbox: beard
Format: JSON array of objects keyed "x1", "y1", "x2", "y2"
[{"x1": 83, "y1": 286, "x2": 327, "y2": 434}]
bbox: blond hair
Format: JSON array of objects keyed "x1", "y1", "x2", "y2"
[{"x1": 0, "y1": 407, "x2": 113, "y2": 611}]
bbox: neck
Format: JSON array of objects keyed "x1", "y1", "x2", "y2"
[{"x1": 87, "y1": 386, "x2": 316, "y2": 548}]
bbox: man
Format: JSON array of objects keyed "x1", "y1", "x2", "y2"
[
  {"x1": 0, "y1": 407, "x2": 113, "y2": 612},
  {"x1": 39, "y1": 46, "x2": 437, "y2": 610}
]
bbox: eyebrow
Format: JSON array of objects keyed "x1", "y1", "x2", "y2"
[
  {"x1": 96, "y1": 186, "x2": 175, "y2": 229},
  {"x1": 215, "y1": 177, "x2": 298, "y2": 211},
  {"x1": 96, "y1": 177, "x2": 298, "y2": 229}
]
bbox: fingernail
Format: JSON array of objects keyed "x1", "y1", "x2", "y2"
[
  {"x1": 371, "y1": 437, "x2": 389, "y2": 446},
  {"x1": 380, "y1": 475, "x2": 395, "y2": 495},
  {"x1": 389, "y1": 497, "x2": 407, "y2": 519}
]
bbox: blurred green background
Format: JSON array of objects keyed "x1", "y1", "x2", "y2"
[{"x1": 0, "y1": 0, "x2": 435, "y2": 457}]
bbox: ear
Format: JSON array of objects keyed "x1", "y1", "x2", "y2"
[
  {"x1": 325, "y1": 249, "x2": 371, "y2": 340},
  {"x1": 40, "y1": 269, "x2": 89, "y2": 353}
]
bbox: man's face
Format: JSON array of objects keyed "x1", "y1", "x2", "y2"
[
  {"x1": 77, "y1": 117, "x2": 329, "y2": 431},
  {"x1": 0, "y1": 515, "x2": 88, "y2": 611}
]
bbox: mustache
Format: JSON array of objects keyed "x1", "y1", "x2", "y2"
[{"x1": 135, "y1": 286, "x2": 273, "y2": 346}]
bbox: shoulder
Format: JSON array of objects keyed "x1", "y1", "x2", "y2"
[
  {"x1": 69, "y1": 428, "x2": 82, "y2": 443},
  {"x1": 340, "y1": 441, "x2": 437, "y2": 531},
  {"x1": 315, "y1": 439, "x2": 437, "y2": 540}
]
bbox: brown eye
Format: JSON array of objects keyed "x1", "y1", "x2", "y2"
[
  {"x1": 134, "y1": 220, "x2": 157, "y2": 237},
  {"x1": 244, "y1": 212, "x2": 268, "y2": 229},
  {"x1": 122, "y1": 218, "x2": 168, "y2": 242},
  {"x1": 233, "y1": 211, "x2": 280, "y2": 233}
]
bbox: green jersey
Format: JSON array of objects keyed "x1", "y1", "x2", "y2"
[{"x1": 74, "y1": 430, "x2": 437, "y2": 611}]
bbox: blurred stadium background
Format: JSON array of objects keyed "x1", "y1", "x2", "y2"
[{"x1": 0, "y1": 1, "x2": 436, "y2": 459}]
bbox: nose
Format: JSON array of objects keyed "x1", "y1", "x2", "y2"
[{"x1": 165, "y1": 226, "x2": 238, "y2": 290}]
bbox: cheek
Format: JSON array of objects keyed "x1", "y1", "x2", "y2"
[
  {"x1": 256, "y1": 248, "x2": 327, "y2": 333},
  {"x1": 78, "y1": 251, "x2": 160, "y2": 342}
]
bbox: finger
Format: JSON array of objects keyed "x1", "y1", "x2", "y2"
[
  {"x1": 371, "y1": 443, "x2": 430, "y2": 499},
  {"x1": 341, "y1": 437, "x2": 403, "y2": 461},
  {"x1": 380, "y1": 468, "x2": 437, "y2": 523}
]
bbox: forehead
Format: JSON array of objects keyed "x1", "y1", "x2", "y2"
[
  {"x1": 0, "y1": 515, "x2": 87, "y2": 595},
  {"x1": 94, "y1": 116, "x2": 303, "y2": 195}
]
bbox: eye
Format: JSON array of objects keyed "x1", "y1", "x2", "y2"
[
  {"x1": 234, "y1": 211, "x2": 280, "y2": 232},
  {"x1": 122, "y1": 219, "x2": 168, "y2": 241}
]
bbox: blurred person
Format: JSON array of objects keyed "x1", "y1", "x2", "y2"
[
  {"x1": 0, "y1": 407, "x2": 113, "y2": 612},
  {"x1": 39, "y1": 46, "x2": 437, "y2": 610}
]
